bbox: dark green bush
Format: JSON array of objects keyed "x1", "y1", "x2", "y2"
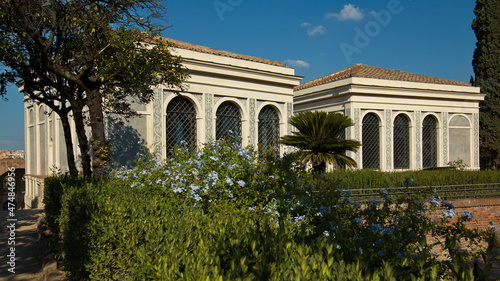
[
  {"x1": 326, "y1": 169, "x2": 500, "y2": 189},
  {"x1": 43, "y1": 175, "x2": 88, "y2": 237}
]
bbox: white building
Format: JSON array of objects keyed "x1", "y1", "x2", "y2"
[
  {"x1": 294, "y1": 64, "x2": 484, "y2": 171},
  {"x1": 23, "y1": 43, "x2": 485, "y2": 208},
  {"x1": 23, "y1": 39, "x2": 302, "y2": 208}
]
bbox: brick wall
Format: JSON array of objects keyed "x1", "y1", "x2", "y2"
[{"x1": 448, "y1": 197, "x2": 500, "y2": 230}]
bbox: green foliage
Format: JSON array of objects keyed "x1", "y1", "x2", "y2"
[
  {"x1": 44, "y1": 141, "x2": 497, "y2": 280},
  {"x1": 42, "y1": 175, "x2": 88, "y2": 237},
  {"x1": 322, "y1": 169, "x2": 500, "y2": 190},
  {"x1": 280, "y1": 111, "x2": 361, "y2": 173},
  {"x1": 472, "y1": 0, "x2": 500, "y2": 169},
  {"x1": 0, "y1": 0, "x2": 188, "y2": 174}
]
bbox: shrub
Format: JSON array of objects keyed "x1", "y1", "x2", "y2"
[
  {"x1": 43, "y1": 175, "x2": 88, "y2": 237},
  {"x1": 49, "y1": 140, "x2": 496, "y2": 280}
]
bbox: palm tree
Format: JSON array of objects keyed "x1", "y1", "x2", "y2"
[{"x1": 280, "y1": 111, "x2": 361, "y2": 174}]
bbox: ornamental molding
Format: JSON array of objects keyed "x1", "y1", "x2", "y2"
[
  {"x1": 153, "y1": 88, "x2": 163, "y2": 160},
  {"x1": 386, "y1": 109, "x2": 393, "y2": 170},
  {"x1": 415, "y1": 111, "x2": 422, "y2": 169}
]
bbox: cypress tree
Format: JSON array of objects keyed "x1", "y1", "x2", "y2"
[{"x1": 472, "y1": 0, "x2": 500, "y2": 169}]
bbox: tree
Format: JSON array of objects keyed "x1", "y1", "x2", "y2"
[
  {"x1": 472, "y1": 0, "x2": 500, "y2": 170},
  {"x1": 1, "y1": 48, "x2": 93, "y2": 176},
  {"x1": 280, "y1": 111, "x2": 361, "y2": 174},
  {"x1": 0, "y1": 0, "x2": 188, "y2": 175}
]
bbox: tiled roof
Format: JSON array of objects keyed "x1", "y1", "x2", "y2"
[
  {"x1": 294, "y1": 64, "x2": 471, "y2": 90},
  {"x1": 163, "y1": 38, "x2": 286, "y2": 67}
]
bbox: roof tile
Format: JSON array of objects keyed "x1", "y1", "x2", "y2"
[
  {"x1": 294, "y1": 64, "x2": 471, "y2": 90},
  {"x1": 164, "y1": 38, "x2": 286, "y2": 67}
]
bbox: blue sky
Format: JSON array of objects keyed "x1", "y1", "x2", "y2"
[{"x1": 0, "y1": 0, "x2": 478, "y2": 151}]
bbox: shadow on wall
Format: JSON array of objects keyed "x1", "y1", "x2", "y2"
[{"x1": 106, "y1": 117, "x2": 147, "y2": 169}]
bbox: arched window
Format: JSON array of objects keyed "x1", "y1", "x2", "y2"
[
  {"x1": 362, "y1": 113, "x2": 380, "y2": 169},
  {"x1": 166, "y1": 97, "x2": 197, "y2": 149},
  {"x1": 393, "y1": 114, "x2": 410, "y2": 169},
  {"x1": 216, "y1": 101, "x2": 241, "y2": 141},
  {"x1": 258, "y1": 105, "x2": 280, "y2": 150},
  {"x1": 422, "y1": 115, "x2": 438, "y2": 168}
]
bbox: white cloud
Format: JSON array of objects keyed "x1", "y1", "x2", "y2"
[
  {"x1": 307, "y1": 25, "x2": 326, "y2": 36},
  {"x1": 325, "y1": 4, "x2": 364, "y2": 21},
  {"x1": 300, "y1": 22, "x2": 326, "y2": 36},
  {"x1": 284, "y1": 59, "x2": 310, "y2": 69}
]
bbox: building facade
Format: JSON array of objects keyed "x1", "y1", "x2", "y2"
[
  {"x1": 294, "y1": 64, "x2": 484, "y2": 171},
  {"x1": 23, "y1": 39, "x2": 301, "y2": 208},
  {"x1": 23, "y1": 45, "x2": 485, "y2": 208}
]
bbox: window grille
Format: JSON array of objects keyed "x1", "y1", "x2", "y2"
[
  {"x1": 422, "y1": 115, "x2": 438, "y2": 168},
  {"x1": 216, "y1": 101, "x2": 241, "y2": 141},
  {"x1": 166, "y1": 97, "x2": 197, "y2": 150},
  {"x1": 393, "y1": 114, "x2": 410, "y2": 169},
  {"x1": 362, "y1": 113, "x2": 380, "y2": 169},
  {"x1": 258, "y1": 105, "x2": 280, "y2": 150}
]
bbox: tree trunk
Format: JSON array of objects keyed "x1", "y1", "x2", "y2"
[
  {"x1": 86, "y1": 87, "x2": 109, "y2": 174},
  {"x1": 69, "y1": 101, "x2": 93, "y2": 177},
  {"x1": 53, "y1": 112, "x2": 77, "y2": 176},
  {"x1": 313, "y1": 161, "x2": 327, "y2": 175}
]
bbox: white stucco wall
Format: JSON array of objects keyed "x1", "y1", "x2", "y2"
[{"x1": 294, "y1": 77, "x2": 484, "y2": 171}]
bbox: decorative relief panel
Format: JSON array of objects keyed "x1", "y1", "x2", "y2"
[
  {"x1": 249, "y1": 98, "x2": 256, "y2": 145},
  {"x1": 205, "y1": 93, "x2": 214, "y2": 139},
  {"x1": 385, "y1": 109, "x2": 392, "y2": 170},
  {"x1": 443, "y1": 112, "x2": 448, "y2": 164},
  {"x1": 287, "y1": 102, "x2": 293, "y2": 135},
  {"x1": 353, "y1": 108, "x2": 361, "y2": 165},
  {"x1": 473, "y1": 113, "x2": 479, "y2": 168},
  {"x1": 415, "y1": 111, "x2": 422, "y2": 169},
  {"x1": 345, "y1": 108, "x2": 351, "y2": 139},
  {"x1": 153, "y1": 88, "x2": 163, "y2": 160}
]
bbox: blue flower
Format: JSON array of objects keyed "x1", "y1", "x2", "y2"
[
  {"x1": 369, "y1": 224, "x2": 383, "y2": 233},
  {"x1": 225, "y1": 177, "x2": 234, "y2": 185},
  {"x1": 172, "y1": 184, "x2": 185, "y2": 193},
  {"x1": 192, "y1": 193, "x2": 202, "y2": 202},
  {"x1": 382, "y1": 227, "x2": 394, "y2": 235},
  {"x1": 443, "y1": 209, "x2": 455, "y2": 218},
  {"x1": 379, "y1": 188, "x2": 388, "y2": 195},
  {"x1": 190, "y1": 184, "x2": 201, "y2": 191},
  {"x1": 329, "y1": 226, "x2": 339, "y2": 232},
  {"x1": 237, "y1": 180, "x2": 246, "y2": 187},
  {"x1": 443, "y1": 202, "x2": 455, "y2": 210},
  {"x1": 353, "y1": 218, "x2": 364, "y2": 225},
  {"x1": 291, "y1": 215, "x2": 306, "y2": 223},
  {"x1": 461, "y1": 211, "x2": 473, "y2": 222},
  {"x1": 405, "y1": 177, "x2": 414, "y2": 186},
  {"x1": 207, "y1": 171, "x2": 219, "y2": 184},
  {"x1": 428, "y1": 197, "x2": 441, "y2": 207}
]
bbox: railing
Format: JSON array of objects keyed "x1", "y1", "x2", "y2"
[{"x1": 344, "y1": 183, "x2": 500, "y2": 202}]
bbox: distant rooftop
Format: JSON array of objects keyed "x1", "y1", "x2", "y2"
[
  {"x1": 163, "y1": 38, "x2": 287, "y2": 67},
  {"x1": 295, "y1": 64, "x2": 471, "y2": 91}
]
